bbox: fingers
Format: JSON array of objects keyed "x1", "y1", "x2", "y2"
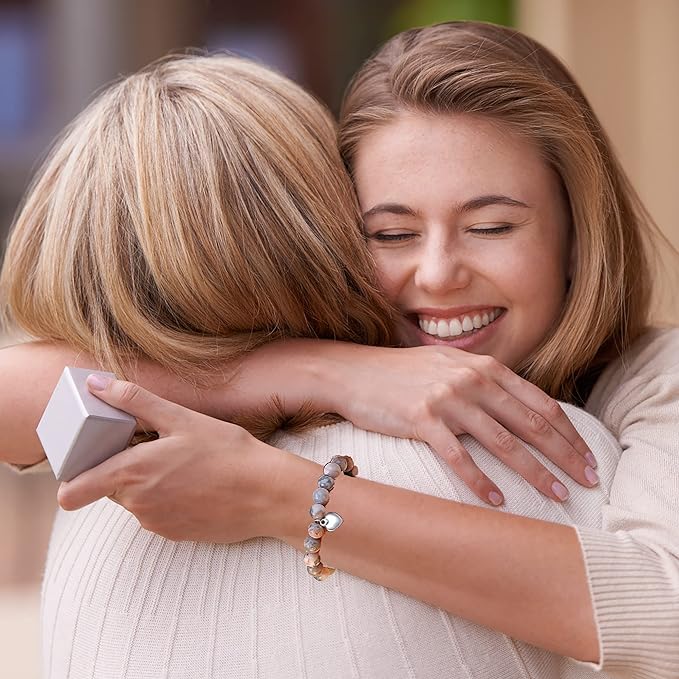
[
  {"x1": 422, "y1": 420, "x2": 504, "y2": 506},
  {"x1": 463, "y1": 405, "x2": 574, "y2": 502},
  {"x1": 484, "y1": 384, "x2": 599, "y2": 490},
  {"x1": 494, "y1": 368, "x2": 596, "y2": 467},
  {"x1": 86, "y1": 375, "x2": 180, "y2": 435},
  {"x1": 57, "y1": 444, "x2": 139, "y2": 510}
]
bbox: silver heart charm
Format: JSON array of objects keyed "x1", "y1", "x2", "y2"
[{"x1": 319, "y1": 512, "x2": 343, "y2": 532}]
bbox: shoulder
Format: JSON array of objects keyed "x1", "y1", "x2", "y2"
[{"x1": 586, "y1": 327, "x2": 679, "y2": 436}]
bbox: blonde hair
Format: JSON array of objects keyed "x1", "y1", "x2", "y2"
[
  {"x1": 340, "y1": 21, "x2": 664, "y2": 402},
  {"x1": 1, "y1": 54, "x2": 396, "y2": 390}
]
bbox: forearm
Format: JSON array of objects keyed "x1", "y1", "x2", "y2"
[
  {"x1": 272, "y1": 450, "x2": 599, "y2": 663},
  {"x1": 0, "y1": 341, "x2": 229, "y2": 464},
  {"x1": 0, "y1": 338, "x2": 347, "y2": 465}
]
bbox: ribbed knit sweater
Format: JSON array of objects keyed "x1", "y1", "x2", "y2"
[{"x1": 15, "y1": 329, "x2": 679, "y2": 678}]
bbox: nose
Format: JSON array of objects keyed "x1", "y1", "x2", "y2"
[{"x1": 413, "y1": 239, "x2": 471, "y2": 295}]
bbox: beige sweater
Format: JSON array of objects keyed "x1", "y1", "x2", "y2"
[{"x1": 14, "y1": 329, "x2": 679, "y2": 678}]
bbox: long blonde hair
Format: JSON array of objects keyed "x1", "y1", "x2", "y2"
[
  {"x1": 1, "y1": 54, "x2": 396, "y2": 390},
  {"x1": 339, "y1": 21, "x2": 663, "y2": 402}
]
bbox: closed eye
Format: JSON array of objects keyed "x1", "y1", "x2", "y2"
[
  {"x1": 468, "y1": 225, "x2": 514, "y2": 235},
  {"x1": 367, "y1": 232, "x2": 415, "y2": 242}
]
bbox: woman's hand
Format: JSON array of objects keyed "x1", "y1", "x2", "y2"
[
  {"x1": 57, "y1": 376, "x2": 286, "y2": 543},
  {"x1": 315, "y1": 342, "x2": 599, "y2": 505}
]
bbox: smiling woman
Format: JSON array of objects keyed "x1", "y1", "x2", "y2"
[{"x1": 356, "y1": 112, "x2": 572, "y2": 369}]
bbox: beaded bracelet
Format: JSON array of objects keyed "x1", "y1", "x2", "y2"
[{"x1": 304, "y1": 454, "x2": 358, "y2": 581}]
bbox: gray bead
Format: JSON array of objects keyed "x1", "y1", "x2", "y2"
[
  {"x1": 308, "y1": 522, "x2": 325, "y2": 539},
  {"x1": 310, "y1": 503, "x2": 326, "y2": 520},
  {"x1": 323, "y1": 462, "x2": 342, "y2": 478},
  {"x1": 312, "y1": 487, "x2": 330, "y2": 505},
  {"x1": 318, "y1": 475, "x2": 335, "y2": 491},
  {"x1": 331, "y1": 456, "x2": 348, "y2": 472},
  {"x1": 304, "y1": 536, "x2": 321, "y2": 553}
]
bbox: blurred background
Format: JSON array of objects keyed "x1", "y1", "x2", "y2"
[{"x1": 1, "y1": 0, "x2": 677, "y2": 676}]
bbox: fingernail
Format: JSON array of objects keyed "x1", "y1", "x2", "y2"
[
  {"x1": 584, "y1": 466, "x2": 599, "y2": 486},
  {"x1": 488, "y1": 491, "x2": 504, "y2": 506},
  {"x1": 585, "y1": 451, "x2": 598, "y2": 469},
  {"x1": 551, "y1": 481, "x2": 570, "y2": 501},
  {"x1": 87, "y1": 374, "x2": 111, "y2": 391}
]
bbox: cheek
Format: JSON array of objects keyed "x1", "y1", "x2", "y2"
[
  {"x1": 369, "y1": 248, "x2": 407, "y2": 299},
  {"x1": 503, "y1": 241, "x2": 569, "y2": 327}
]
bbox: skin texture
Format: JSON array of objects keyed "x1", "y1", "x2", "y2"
[{"x1": 356, "y1": 111, "x2": 572, "y2": 367}]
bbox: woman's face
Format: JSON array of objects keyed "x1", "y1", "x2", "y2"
[{"x1": 354, "y1": 112, "x2": 572, "y2": 369}]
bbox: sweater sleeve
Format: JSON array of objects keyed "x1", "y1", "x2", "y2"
[{"x1": 575, "y1": 329, "x2": 679, "y2": 678}]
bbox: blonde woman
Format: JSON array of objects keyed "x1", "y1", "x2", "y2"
[{"x1": 1, "y1": 22, "x2": 677, "y2": 679}]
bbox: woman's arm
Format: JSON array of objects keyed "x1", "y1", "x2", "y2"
[
  {"x1": 1, "y1": 339, "x2": 596, "y2": 503},
  {"x1": 0, "y1": 340, "x2": 316, "y2": 466},
  {"x1": 56, "y1": 376, "x2": 598, "y2": 662},
  {"x1": 60, "y1": 367, "x2": 679, "y2": 678}
]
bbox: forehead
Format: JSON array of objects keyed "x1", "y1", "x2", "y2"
[{"x1": 353, "y1": 111, "x2": 558, "y2": 208}]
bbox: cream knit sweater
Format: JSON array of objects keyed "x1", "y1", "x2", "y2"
[{"x1": 15, "y1": 329, "x2": 679, "y2": 678}]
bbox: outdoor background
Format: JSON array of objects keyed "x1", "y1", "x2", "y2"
[{"x1": 1, "y1": 1, "x2": 677, "y2": 677}]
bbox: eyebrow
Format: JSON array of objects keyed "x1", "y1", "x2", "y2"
[{"x1": 362, "y1": 194, "x2": 531, "y2": 220}]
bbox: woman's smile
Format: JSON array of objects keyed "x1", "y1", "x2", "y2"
[{"x1": 401, "y1": 306, "x2": 507, "y2": 350}]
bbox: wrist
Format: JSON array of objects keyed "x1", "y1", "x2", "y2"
[
  {"x1": 263, "y1": 447, "x2": 322, "y2": 544},
  {"x1": 304, "y1": 340, "x2": 368, "y2": 418}
]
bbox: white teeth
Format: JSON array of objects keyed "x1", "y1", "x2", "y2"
[
  {"x1": 418, "y1": 308, "x2": 501, "y2": 338},
  {"x1": 449, "y1": 318, "x2": 463, "y2": 336}
]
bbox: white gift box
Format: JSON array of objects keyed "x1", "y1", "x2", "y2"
[{"x1": 36, "y1": 367, "x2": 136, "y2": 481}]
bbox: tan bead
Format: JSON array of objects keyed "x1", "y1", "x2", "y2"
[
  {"x1": 307, "y1": 563, "x2": 323, "y2": 576},
  {"x1": 347, "y1": 465, "x2": 359, "y2": 477},
  {"x1": 308, "y1": 522, "x2": 325, "y2": 539},
  {"x1": 344, "y1": 456, "x2": 355, "y2": 473},
  {"x1": 304, "y1": 552, "x2": 321, "y2": 567},
  {"x1": 312, "y1": 566, "x2": 336, "y2": 581}
]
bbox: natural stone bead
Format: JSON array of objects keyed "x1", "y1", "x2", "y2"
[
  {"x1": 309, "y1": 503, "x2": 326, "y2": 520},
  {"x1": 308, "y1": 522, "x2": 325, "y2": 539},
  {"x1": 312, "y1": 487, "x2": 330, "y2": 505},
  {"x1": 307, "y1": 564, "x2": 323, "y2": 576},
  {"x1": 323, "y1": 462, "x2": 342, "y2": 478},
  {"x1": 313, "y1": 566, "x2": 336, "y2": 581},
  {"x1": 344, "y1": 456, "x2": 355, "y2": 473},
  {"x1": 331, "y1": 456, "x2": 348, "y2": 472},
  {"x1": 304, "y1": 536, "x2": 321, "y2": 553},
  {"x1": 347, "y1": 465, "x2": 359, "y2": 477},
  {"x1": 304, "y1": 552, "x2": 321, "y2": 567},
  {"x1": 317, "y1": 475, "x2": 335, "y2": 491}
]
